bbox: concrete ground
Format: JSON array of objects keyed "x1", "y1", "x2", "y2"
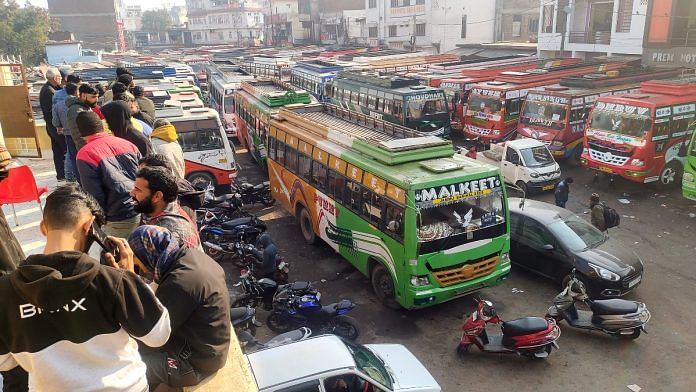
[{"x1": 6, "y1": 139, "x2": 696, "y2": 391}]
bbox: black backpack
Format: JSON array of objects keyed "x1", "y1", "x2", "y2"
[{"x1": 603, "y1": 204, "x2": 620, "y2": 229}]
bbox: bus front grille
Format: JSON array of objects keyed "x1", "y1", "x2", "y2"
[{"x1": 431, "y1": 255, "x2": 499, "y2": 287}]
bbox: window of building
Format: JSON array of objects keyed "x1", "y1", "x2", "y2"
[
  {"x1": 298, "y1": 0, "x2": 311, "y2": 14},
  {"x1": 528, "y1": 17, "x2": 539, "y2": 35},
  {"x1": 461, "y1": 15, "x2": 467, "y2": 38},
  {"x1": 390, "y1": 0, "x2": 398, "y2": 7},
  {"x1": 368, "y1": 0, "x2": 376, "y2": 8},
  {"x1": 512, "y1": 15, "x2": 522, "y2": 37},
  {"x1": 542, "y1": 4, "x2": 554, "y2": 33},
  {"x1": 369, "y1": 26, "x2": 378, "y2": 38},
  {"x1": 555, "y1": 0, "x2": 568, "y2": 34},
  {"x1": 415, "y1": 23, "x2": 426, "y2": 36},
  {"x1": 302, "y1": 21, "x2": 312, "y2": 29},
  {"x1": 616, "y1": 0, "x2": 634, "y2": 32},
  {"x1": 389, "y1": 25, "x2": 397, "y2": 37},
  {"x1": 416, "y1": 0, "x2": 424, "y2": 4}
]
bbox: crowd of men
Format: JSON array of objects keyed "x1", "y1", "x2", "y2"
[{"x1": 0, "y1": 67, "x2": 231, "y2": 391}]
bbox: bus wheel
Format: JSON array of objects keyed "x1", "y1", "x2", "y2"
[
  {"x1": 298, "y1": 207, "x2": 316, "y2": 245},
  {"x1": 658, "y1": 162, "x2": 682, "y2": 189},
  {"x1": 568, "y1": 145, "x2": 583, "y2": 167},
  {"x1": 371, "y1": 264, "x2": 401, "y2": 309},
  {"x1": 187, "y1": 172, "x2": 216, "y2": 189}
]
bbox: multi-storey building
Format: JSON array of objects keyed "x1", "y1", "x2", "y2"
[
  {"x1": 47, "y1": 0, "x2": 125, "y2": 51},
  {"x1": 186, "y1": 0, "x2": 265, "y2": 46},
  {"x1": 265, "y1": 0, "x2": 320, "y2": 45},
  {"x1": 641, "y1": 0, "x2": 696, "y2": 68},
  {"x1": 537, "y1": 0, "x2": 648, "y2": 59},
  {"x1": 122, "y1": 5, "x2": 142, "y2": 32},
  {"x1": 318, "y1": 0, "x2": 365, "y2": 45}
]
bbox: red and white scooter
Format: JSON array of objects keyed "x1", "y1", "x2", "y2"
[{"x1": 458, "y1": 299, "x2": 561, "y2": 359}]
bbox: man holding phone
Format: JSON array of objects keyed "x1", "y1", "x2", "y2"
[{"x1": 0, "y1": 184, "x2": 171, "y2": 391}]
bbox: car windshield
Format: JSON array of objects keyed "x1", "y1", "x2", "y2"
[
  {"x1": 467, "y1": 94, "x2": 502, "y2": 116},
  {"x1": 416, "y1": 178, "x2": 505, "y2": 242},
  {"x1": 519, "y1": 146, "x2": 554, "y2": 168},
  {"x1": 547, "y1": 214, "x2": 607, "y2": 252},
  {"x1": 589, "y1": 110, "x2": 651, "y2": 138},
  {"x1": 344, "y1": 340, "x2": 393, "y2": 389},
  {"x1": 521, "y1": 100, "x2": 567, "y2": 131},
  {"x1": 407, "y1": 95, "x2": 447, "y2": 119}
]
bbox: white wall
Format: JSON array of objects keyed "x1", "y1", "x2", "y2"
[{"x1": 431, "y1": 0, "x2": 496, "y2": 53}]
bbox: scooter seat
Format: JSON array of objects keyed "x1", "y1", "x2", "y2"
[
  {"x1": 221, "y1": 217, "x2": 254, "y2": 229},
  {"x1": 590, "y1": 299, "x2": 638, "y2": 315},
  {"x1": 230, "y1": 307, "x2": 254, "y2": 322},
  {"x1": 502, "y1": 317, "x2": 549, "y2": 337}
]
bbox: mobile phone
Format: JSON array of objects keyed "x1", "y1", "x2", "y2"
[{"x1": 91, "y1": 222, "x2": 120, "y2": 261}]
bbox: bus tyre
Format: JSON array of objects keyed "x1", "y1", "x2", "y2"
[
  {"x1": 658, "y1": 161, "x2": 682, "y2": 189},
  {"x1": 298, "y1": 207, "x2": 316, "y2": 245},
  {"x1": 371, "y1": 264, "x2": 401, "y2": 310},
  {"x1": 186, "y1": 171, "x2": 216, "y2": 189},
  {"x1": 568, "y1": 145, "x2": 583, "y2": 167}
]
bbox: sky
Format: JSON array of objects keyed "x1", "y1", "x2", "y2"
[{"x1": 27, "y1": 0, "x2": 186, "y2": 10}]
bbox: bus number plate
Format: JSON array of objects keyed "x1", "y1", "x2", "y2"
[{"x1": 598, "y1": 166, "x2": 613, "y2": 174}]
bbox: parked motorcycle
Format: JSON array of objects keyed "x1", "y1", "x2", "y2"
[
  {"x1": 266, "y1": 288, "x2": 359, "y2": 341},
  {"x1": 237, "y1": 327, "x2": 312, "y2": 352},
  {"x1": 457, "y1": 299, "x2": 561, "y2": 359},
  {"x1": 231, "y1": 180, "x2": 274, "y2": 207},
  {"x1": 231, "y1": 268, "x2": 310, "y2": 310},
  {"x1": 231, "y1": 306, "x2": 257, "y2": 337},
  {"x1": 547, "y1": 272, "x2": 650, "y2": 339}
]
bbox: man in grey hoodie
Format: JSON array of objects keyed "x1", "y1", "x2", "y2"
[
  {"x1": 53, "y1": 82, "x2": 80, "y2": 182},
  {"x1": 66, "y1": 84, "x2": 99, "y2": 151}
]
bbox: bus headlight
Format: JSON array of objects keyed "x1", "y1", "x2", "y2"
[
  {"x1": 683, "y1": 172, "x2": 694, "y2": 184},
  {"x1": 410, "y1": 275, "x2": 431, "y2": 287},
  {"x1": 630, "y1": 159, "x2": 645, "y2": 167},
  {"x1": 551, "y1": 140, "x2": 564, "y2": 147},
  {"x1": 492, "y1": 130, "x2": 500, "y2": 135},
  {"x1": 501, "y1": 252, "x2": 511, "y2": 265}
]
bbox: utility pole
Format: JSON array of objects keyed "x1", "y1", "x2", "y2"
[{"x1": 411, "y1": 14, "x2": 416, "y2": 52}]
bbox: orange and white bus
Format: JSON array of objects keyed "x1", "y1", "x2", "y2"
[
  {"x1": 462, "y1": 61, "x2": 628, "y2": 144},
  {"x1": 581, "y1": 78, "x2": 696, "y2": 188}
]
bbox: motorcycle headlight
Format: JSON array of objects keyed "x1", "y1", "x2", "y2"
[
  {"x1": 630, "y1": 158, "x2": 645, "y2": 167},
  {"x1": 589, "y1": 263, "x2": 620, "y2": 281},
  {"x1": 410, "y1": 275, "x2": 431, "y2": 287},
  {"x1": 530, "y1": 172, "x2": 540, "y2": 178}
]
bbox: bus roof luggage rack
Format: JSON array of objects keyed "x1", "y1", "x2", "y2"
[
  {"x1": 241, "y1": 79, "x2": 312, "y2": 107},
  {"x1": 276, "y1": 104, "x2": 453, "y2": 165},
  {"x1": 559, "y1": 67, "x2": 683, "y2": 88},
  {"x1": 640, "y1": 78, "x2": 696, "y2": 96},
  {"x1": 155, "y1": 107, "x2": 185, "y2": 118},
  {"x1": 336, "y1": 71, "x2": 419, "y2": 88}
]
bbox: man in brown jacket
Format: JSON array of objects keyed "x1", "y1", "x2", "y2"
[
  {"x1": 0, "y1": 143, "x2": 29, "y2": 391},
  {"x1": 590, "y1": 193, "x2": 606, "y2": 231}
]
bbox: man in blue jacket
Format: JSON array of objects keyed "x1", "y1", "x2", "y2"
[{"x1": 554, "y1": 177, "x2": 573, "y2": 208}]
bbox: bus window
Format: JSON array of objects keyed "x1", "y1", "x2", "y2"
[
  {"x1": 368, "y1": 92, "x2": 376, "y2": 109},
  {"x1": 505, "y1": 98, "x2": 522, "y2": 120},
  {"x1": 361, "y1": 188, "x2": 385, "y2": 226},
  {"x1": 383, "y1": 98, "x2": 392, "y2": 115},
  {"x1": 570, "y1": 108, "x2": 587, "y2": 123},
  {"x1": 179, "y1": 131, "x2": 198, "y2": 152},
  {"x1": 328, "y1": 170, "x2": 347, "y2": 202},
  {"x1": 268, "y1": 137, "x2": 276, "y2": 160},
  {"x1": 311, "y1": 161, "x2": 328, "y2": 190},
  {"x1": 346, "y1": 180, "x2": 363, "y2": 213},
  {"x1": 653, "y1": 118, "x2": 670, "y2": 140},
  {"x1": 287, "y1": 147, "x2": 299, "y2": 172},
  {"x1": 224, "y1": 95, "x2": 234, "y2": 115},
  {"x1": 198, "y1": 129, "x2": 224, "y2": 150},
  {"x1": 298, "y1": 153, "x2": 312, "y2": 180},
  {"x1": 671, "y1": 116, "x2": 691, "y2": 138},
  {"x1": 384, "y1": 202, "x2": 404, "y2": 239},
  {"x1": 393, "y1": 99, "x2": 403, "y2": 118},
  {"x1": 277, "y1": 141, "x2": 286, "y2": 165}
]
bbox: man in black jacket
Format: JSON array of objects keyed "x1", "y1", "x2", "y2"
[
  {"x1": 125, "y1": 225, "x2": 230, "y2": 389},
  {"x1": 39, "y1": 67, "x2": 66, "y2": 181},
  {"x1": 0, "y1": 185, "x2": 171, "y2": 391}
]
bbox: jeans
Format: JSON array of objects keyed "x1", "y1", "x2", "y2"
[
  {"x1": 64, "y1": 135, "x2": 78, "y2": 182},
  {"x1": 45, "y1": 121, "x2": 66, "y2": 180}
]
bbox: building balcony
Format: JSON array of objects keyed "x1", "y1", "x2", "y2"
[{"x1": 568, "y1": 30, "x2": 611, "y2": 45}]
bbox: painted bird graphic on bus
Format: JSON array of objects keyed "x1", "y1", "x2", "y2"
[{"x1": 454, "y1": 209, "x2": 473, "y2": 228}]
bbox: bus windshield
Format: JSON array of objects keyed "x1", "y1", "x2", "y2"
[
  {"x1": 406, "y1": 94, "x2": 447, "y2": 120},
  {"x1": 468, "y1": 94, "x2": 502, "y2": 116},
  {"x1": 589, "y1": 109, "x2": 652, "y2": 138},
  {"x1": 416, "y1": 184, "x2": 505, "y2": 243},
  {"x1": 520, "y1": 146, "x2": 554, "y2": 167},
  {"x1": 223, "y1": 95, "x2": 234, "y2": 114},
  {"x1": 521, "y1": 100, "x2": 567, "y2": 131}
]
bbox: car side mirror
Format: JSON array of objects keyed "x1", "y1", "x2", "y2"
[{"x1": 542, "y1": 244, "x2": 554, "y2": 251}]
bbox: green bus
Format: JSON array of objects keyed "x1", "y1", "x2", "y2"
[
  {"x1": 683, "y1": 128, "x2": 696, "y2": 201},
  {"x1": 233, "y1": 79, "x2": 312, "y2": 165},
  {"x1": 326, "y1": 72, "x2": 451, "y2": 138},
  {"x1": 267, "y1": 103, "x2": 510, "y2": 309}
]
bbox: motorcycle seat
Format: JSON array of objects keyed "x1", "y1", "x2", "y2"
[
  {"x1": 230, "y1": 307, "x2": 254, "y2": 322},
  {"x1": 253, "y1": 183, "x2": 268, "y2": 191},
  {"x1": 222, "y1": 216, "x2": 254, "y2": 229},
  {"x1": 211, "y1": 194, "x2": 235, "y2": 204},
  {"x1": 289, "y1": 281, "x2": 311, "y2": 292},
  {"x1": 590, "y1": 299, "x2": 638, "y2": 315},
  {"x1": 502, "y1": 317, "x2": 549, "y2": 337}
]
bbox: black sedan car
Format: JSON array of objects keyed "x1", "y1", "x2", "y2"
[{"x1": 508, "y1": 198, "x2": 644, "y2": 298}]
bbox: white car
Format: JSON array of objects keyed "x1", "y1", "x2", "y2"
[{"x1": 247, "y1": 335, "x2": 441, "y2": 392}]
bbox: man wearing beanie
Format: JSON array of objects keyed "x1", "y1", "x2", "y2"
[
  {"x1": 75, "y1": 111, "x2": 142, "y2": 238},
  {"x1": 133, "y1": 86, "x2": 156, "y2": 120}
]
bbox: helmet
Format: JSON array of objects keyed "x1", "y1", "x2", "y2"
[
  {"x1": 481, "y1": 300, "x2": 496, "y2": 320},
  {"x1": 569, "y1": 279, "x2": 586, "y2": 297}
]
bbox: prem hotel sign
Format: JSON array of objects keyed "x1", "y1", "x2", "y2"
[{"x1": 643, "y1": 48, "x2": 696, "y2": 68}]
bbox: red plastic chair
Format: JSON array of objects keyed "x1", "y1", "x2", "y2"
[{"x1": 0, "y1": 165, "x2": 48, "y2": 226}]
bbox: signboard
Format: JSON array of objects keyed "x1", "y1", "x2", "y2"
[
  {"x1": 643, "y1": 48, "x2": 696, "y2": 68},
  {"x1": 390, "y1": 4, "x2": 426, "y2": 16},
  {"x1": 414, "y1": 176, "x2": 502, "y2": 208}
]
